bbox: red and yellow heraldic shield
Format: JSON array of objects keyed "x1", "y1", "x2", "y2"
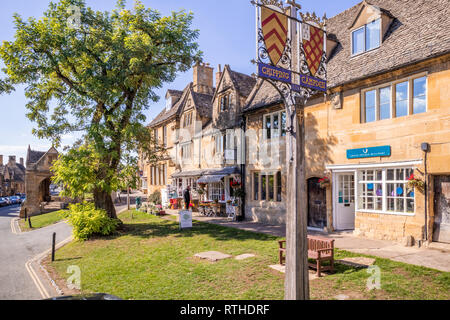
[
  {"x1": 261, "y1": 7, "x2": 288, "y2": 66},
  {"x1": 302, "y1": 24, "x2": 324, "y2": 77}
]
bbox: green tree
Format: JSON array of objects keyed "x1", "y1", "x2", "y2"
[{"x1": 0, "y1": 0, "x2": 202, "y2": 219}]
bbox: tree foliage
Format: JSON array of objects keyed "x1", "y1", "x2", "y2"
[{"x1": 0, "y1": 0, "x2": 202, "y2": 218}]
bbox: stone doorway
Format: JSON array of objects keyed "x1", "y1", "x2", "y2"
[
  {"x1": 433, "y1": 175, "x2": 450, "y2": 243},
  {"x1": 307, "y1": 177, "x2": 327, "y2": 229},
  {"x1": 39, "y1": 178, "x2": 51, "y2": 203}
]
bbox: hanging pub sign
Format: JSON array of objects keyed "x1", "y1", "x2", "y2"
[{"x1": 253, "y1": 0, "x2": 328, "y2": 95}]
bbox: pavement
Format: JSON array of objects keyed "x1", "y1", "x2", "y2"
[
  {"x1": 166, "y1": 209, "x2": 450, "y2": 272},
  {"x1": 0, "y1": 192, "x2": 140, "y2": 301},
  {"x1": 0, "y1": 205, "x2": 72, "y2": 300}
]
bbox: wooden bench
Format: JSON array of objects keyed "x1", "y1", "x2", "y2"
[{"x1": 278, "y1": 236, "x2": 335, "y2": 277}]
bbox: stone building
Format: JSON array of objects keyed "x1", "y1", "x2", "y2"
[
  {"x1": 141, "y1": 63, "x2": 256, "y2": 207},
  {"x1": 20, "y1": 146, "x2": 58, "y2": 217},
  {"x1": 244, "y1": 0, "x2": 450, "y2": 244},
  {"x1": 0, "y1": 155, "x2": 26, "y2": 196}
]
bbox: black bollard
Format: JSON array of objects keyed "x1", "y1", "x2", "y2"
[
  {"x1": 28, "y1": 217, "x2": 32, "y2": 229},
  {"x1": 24, "y1": 209, "x2": 28, "y2": 222},
  {"x1": 52, "y1": 232, "x2": 56, "y2": 262}
]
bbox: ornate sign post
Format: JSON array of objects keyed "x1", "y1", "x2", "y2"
[{"x1": 252, "y1": 0, "x2": 327, "y2": 300}]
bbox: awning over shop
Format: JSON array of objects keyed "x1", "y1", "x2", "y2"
[
  {"x1": 202, "y1": 166, "x2": 241, "y2": 176},
  {"x1": 197, "y1": 175, "x2": 227, "y2": 184},
  {"x1": 171, "y1": 170, "x2": 206, "y2": 178}
]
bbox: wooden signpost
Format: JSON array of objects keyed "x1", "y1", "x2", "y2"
[{"x1": 252, "y1": 0, "x2": 328, "y2": 300}]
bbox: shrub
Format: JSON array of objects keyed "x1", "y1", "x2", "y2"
[
  {"x1": 148, "y1": 190, "x2": 161, "y2": 205},
  {"x1": 66, "y1": 202, "x2": 119, "y2": 241}
]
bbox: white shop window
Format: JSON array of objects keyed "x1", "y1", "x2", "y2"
[
  {"x1": 357, "y1": 168, "x2": 415, "y2": 215},
  {"x1": 209, "y1": 182, "x2": 224, "y2": 202}
]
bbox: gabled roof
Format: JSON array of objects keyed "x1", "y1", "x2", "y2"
[
  {"x1": 327, "y1": 0, "x2": 450, "y2": 88},
  {"x1": 244, "y1": 79, "x2": 283, "y2": 113},
  {"x1": 26, "y1": 146, "x2": 58, "y2": 167},
  {"x1": 348, "y1": 0, "x2": 394, "y2": 30},
  {"x1": 148, "y1": 83, "x2": 192, "y2": 128},
  {"x1": 192, "y1": 91, "x2": 214, "y2": 119},
  {"x1": 0, "y1": 161, "x2": 25, "y2": 182},
  {"x1": 245, "y1": 0, "x2": 450, "y2": 113},
  {"x1": 228, "y1": 69, "x2": 257, "y2": 98},
  {"x1": 27, "y1": 150, "x2": 46, "y2": 166}
]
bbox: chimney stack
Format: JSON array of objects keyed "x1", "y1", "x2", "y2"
[
  {"x1": 193, "y1": 62, "x2": 214, "y2": 95},
  {"x1": 0, "y1": 155, "x2": 3, "y2": 166},
  {"x1": 216, "y1": 64, "x2": 223, "y2": 88},
  {"x1": 20, "y1": 158, "x2": 24, "y2": 166},
  {"x1": 8, "y1": 156, "x2": 16, "y2": 166}
]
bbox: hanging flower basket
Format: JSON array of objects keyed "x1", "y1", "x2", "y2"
[
  {"x1": 407, "y1": 174, "x2": 425, "y2": 193},
  {"x1": 319, "y1": 177, "x2": 330, "y2": 189},
  {"x1": 198, "y1": 183, "x2": 207, "y2": 190},
  {"x1": 230, "y1": 179, "x2": 241, "y2": 189}
]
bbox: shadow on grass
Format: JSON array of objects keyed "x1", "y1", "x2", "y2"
[
  {"x1": 55, "y1": 257, "x2": 82, "y2": 262},
  {"x1": 111, "y1": 213, "x2": 279, "y2": 243}
]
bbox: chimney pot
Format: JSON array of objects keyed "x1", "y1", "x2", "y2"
[
  {"x1": 20, "y1": 158, "x2": 24, "y2": 166},
  {"x1": 8, "y1": 156, "x2": 16, "y2": 165}
]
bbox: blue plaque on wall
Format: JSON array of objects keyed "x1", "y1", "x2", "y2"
[{"x1": 347, "y1": 146, "x2": 391, "y2": 159}]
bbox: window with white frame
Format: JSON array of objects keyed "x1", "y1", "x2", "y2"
[
  {"x1": 263, "y1": 111, "x2": 287, "y2": 140},
  {"x1": 181, "y1": 143, "x2": 192, "y2": 160},
  {"x1": 215, "y1": 134, "x2": 224, "y2": 155},
  {"x1": 209, "y1": 182, "x2": 224, "y2": 201},
  {"x1": 163, "y1": 126, "x2": 167, "y2": 147},
  {"x1": 357, "y1": 168, "x2": 415, "y2": 214},
  {"x1": 352, "y1": 18, "x2": 381, "y2": 55},
  {"x1": 142, "y1": 178, "x2": 148, "y2": 189},
  {"x1": 362, "y1": 74, "x2": 427, "y2": 123}
]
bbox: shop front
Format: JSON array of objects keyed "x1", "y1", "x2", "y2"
[
  {"x1": 196, "y1": 167, "x2": 242, "y2": 219},
  {"x1": 326, "y1": 160, "x2": 424, "y2": 241}
]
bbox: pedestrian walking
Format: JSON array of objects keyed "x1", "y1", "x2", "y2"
[{"x1": 183, "y1": 186, "x2": 191, "y2": 211}]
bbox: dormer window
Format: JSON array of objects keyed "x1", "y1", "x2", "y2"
[
  {"x1": 166, "y1": 96, "x2": 172, "y2": 112},
  {"x1": 352, "y1": 18, "x2": 381, "y2": 55}
]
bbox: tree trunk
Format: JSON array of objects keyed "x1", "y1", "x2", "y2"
[{"x1": 93, "y1": 188, "x2": 118, "y2": 220}]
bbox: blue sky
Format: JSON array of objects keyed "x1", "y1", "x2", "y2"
[{"x1": 0, "y1": 0, "x2": 360, "y2": 162}]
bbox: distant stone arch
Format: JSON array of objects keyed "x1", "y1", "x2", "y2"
[{"x1": 20, "y1": 146, "x2": 58, "y2": 218}]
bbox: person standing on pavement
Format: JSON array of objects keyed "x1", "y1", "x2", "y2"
[{"x1": 183, "y1": 186, "x2": 191, "y2": 210}]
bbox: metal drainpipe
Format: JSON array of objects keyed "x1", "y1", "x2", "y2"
[
  {"x1": 239, "y1": 116, "x2": 247, "y2": 222},
  {"x1": 424, "y1": 150, "x2": 428, "y2": 242},
  {"x1": 422, "y1": 142, "x2": 430, "y2": 243}
]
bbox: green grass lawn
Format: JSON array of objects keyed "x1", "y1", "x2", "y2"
[
  {"x1": 44, "y1": 210, "x2": 450, "y2": 300},
  {"x1": 20, "y1": 210, "x2": 67, "y2": 231}
]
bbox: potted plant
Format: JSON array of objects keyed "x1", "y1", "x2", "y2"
[
  {"x1": 407, "y1": 174, "x2": 425, "y2": 193},
  {"x1": 319, "y1": 177, "x2": 330, "y2": 189},
  {"x1": 233, "y1": 188, "x2": 245, "y2": 200}
]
